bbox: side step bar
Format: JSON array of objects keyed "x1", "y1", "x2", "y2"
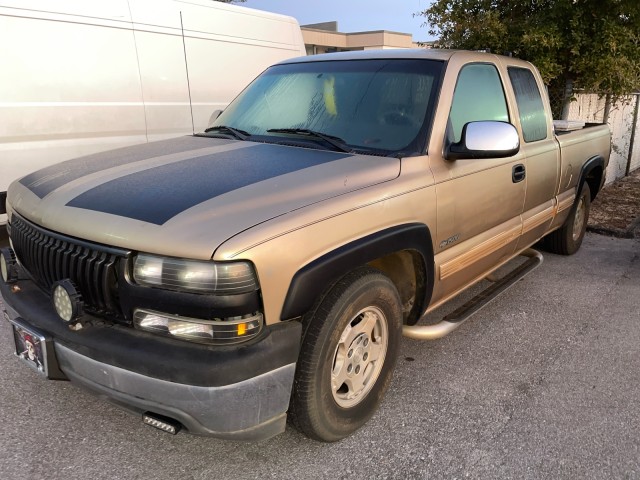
[{"x1": 403, "y1": 248, "x2": 543, "y2": 341}]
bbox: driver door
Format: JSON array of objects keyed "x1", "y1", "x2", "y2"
[{"x1": 429, "y1": 60, "x2": 526, "y2": 305}]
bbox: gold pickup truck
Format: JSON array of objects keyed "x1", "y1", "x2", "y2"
[{"x1": 1, "y1": 49, "x2": 610, "y2": 442}]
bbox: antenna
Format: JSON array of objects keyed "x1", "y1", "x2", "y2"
[{"x1": 180, "y1": 11, "x2": 196, "y2": 135}]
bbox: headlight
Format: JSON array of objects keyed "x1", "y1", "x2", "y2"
[
  {"x1": 133, "y1": 255, "x2": 257, "y2": 294},
  {"x1": 134, "y1": 309, "x2": 263, "y2": 345}
]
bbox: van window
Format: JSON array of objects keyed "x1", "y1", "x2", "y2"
[
  {"x1": 447, "y1": 64, "x2": 509, "y2": 143},
  {"x1": 508, "y1": 67, "x2": 548, "y2": 142}
]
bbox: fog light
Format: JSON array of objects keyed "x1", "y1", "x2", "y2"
[
  {"x1": 134, "y1": 309, "x2": 263, "y2": 345},
  {"x1": 168, "y1": 321, "x2": 214, "y2": 341},
  {"x1": 1, "y1": 247, "x2": 18, "y2": 283},
  {"x1": 52, "y1": 279, "x2": 83, "y2": 322},
  {"x1": 142, "y1": 413, "x2": 181, "y2": 435}
]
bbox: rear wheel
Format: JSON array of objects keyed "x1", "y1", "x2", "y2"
[
  {"x1": 545, "y1": 182, "x2": 591, "y2": 255},
  {"x1": 290, "y1": 267, "x2": 402, "y2": 442}
]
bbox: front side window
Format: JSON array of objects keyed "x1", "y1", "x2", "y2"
[
  {"x1": 447, "y1": 63, "x2": 509, "y2": 143},
  {"x1": 212, "y1": 59, "x2": 444, "y2": 155},
  {"x1": 508, "y1": 67, "x2": 547, "y2": 143}
]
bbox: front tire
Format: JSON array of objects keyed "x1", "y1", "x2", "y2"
[
  {"x1": 545, "y1": 182, "x2": 591, "y2": 255},
  {"x1": 290, "y1": 267, "x2": 402, "y2": 442}
]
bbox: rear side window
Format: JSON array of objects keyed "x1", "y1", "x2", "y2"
[
  {"x1": 508, "y1": 67, "x2": 547, "y2": 142},
  {"x1": 447, "y1": 63, "x2": 509, "y2": 143}
]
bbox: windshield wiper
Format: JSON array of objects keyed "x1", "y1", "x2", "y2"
[
  {"x1": 203, "y1": 125, "x2": 250, "y2": 141},
  {"x1": 266, "y1": 128, "x2": 353, "y2": 153}
]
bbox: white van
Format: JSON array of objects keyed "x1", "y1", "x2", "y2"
[{"x1": 0, "y1": 0, "x2": 306, "y2": 223}]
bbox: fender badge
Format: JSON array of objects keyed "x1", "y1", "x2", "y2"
[{"x1": 439, "y1": 234, "x2": 460, "y2": 249}]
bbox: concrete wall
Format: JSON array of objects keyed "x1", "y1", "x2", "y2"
[{"x1": 567, "y1": 94, "x2": 640, "y2": 184}]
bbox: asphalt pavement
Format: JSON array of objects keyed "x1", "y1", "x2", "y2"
[{"x1": 0, "y1": 232, "x2": 639, "y2": 479}]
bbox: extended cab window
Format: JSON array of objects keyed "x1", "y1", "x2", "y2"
[
  {"x1": 447, "y1": 64, "x2": 509, "y2": 143},
  {"x1": 508, "y1": 67, "x2": 547, "y2": 142}
]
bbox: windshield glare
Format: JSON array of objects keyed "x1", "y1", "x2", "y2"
[{"x1": 212, "y1": 59, "x2": 443, "y2": 155}]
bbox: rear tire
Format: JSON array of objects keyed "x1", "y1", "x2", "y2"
[
  {"x1": 290, "y1": 267, "x2": 402, "y2": 442},
  {"x1": 544, "y1": 183, "x2": 591, "y2": 255}
]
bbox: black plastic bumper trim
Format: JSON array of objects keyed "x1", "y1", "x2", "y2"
[
  {"x1": 118, "y1": 278, "x2": 262, "y2": 323},
  {"x1": 1, "y1": 276, "x2": 301, "y2": 387}
]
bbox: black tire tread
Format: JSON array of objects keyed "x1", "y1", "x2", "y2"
[
  {"x1": 289, "y1": 266, "x2": 402, "y2": 442},
  {"x1": 544, "y1": 182, "x2": 591, "y2": 255}
]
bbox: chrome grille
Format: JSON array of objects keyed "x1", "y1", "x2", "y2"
[{"x1": 9, "y1": 214, "x2": 127, "y2": 317}]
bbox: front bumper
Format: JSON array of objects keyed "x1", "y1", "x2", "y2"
[{"x1": 1, "y1": 277, "x2": 301, "y2": 441}]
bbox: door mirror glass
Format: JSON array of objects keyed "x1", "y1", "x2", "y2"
[{"x1": 446, "y1": 121, "x2": 519, "y2": 160}]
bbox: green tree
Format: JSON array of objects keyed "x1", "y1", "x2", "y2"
[{"x1": 418, "y1": 0, "x2": 640, "y2": 117}]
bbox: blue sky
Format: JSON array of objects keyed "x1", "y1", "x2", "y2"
[{"x1": 242, "y1": 0, "x2": 435, "y2": 42}]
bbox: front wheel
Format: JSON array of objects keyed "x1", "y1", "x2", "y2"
[
  {"x1": 544, "y1": 182, "x2": 591, "y2": 255},
  {"x1": 290, "y1": 267, "x2": 402, "y2": 442}
]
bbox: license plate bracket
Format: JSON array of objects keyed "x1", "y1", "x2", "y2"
[{"x1": 10, "y1": 318, "x2": 65, "y2": 379}]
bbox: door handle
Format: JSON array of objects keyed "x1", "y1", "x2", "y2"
[{"x1": 512, "y1": 164, "x2": 526, "y2": 183}]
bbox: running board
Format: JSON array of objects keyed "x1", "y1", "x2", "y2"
[{"x1": 403, "y1": 248, "x2": 543, "y2": 341}]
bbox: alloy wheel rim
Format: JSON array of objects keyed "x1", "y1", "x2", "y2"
[
  {"x1": 572, "y1": 197, "x2": 586, "y2": 241},
  {"x1": 331, "y1": 306, "x2": 388, "y2": 408}
]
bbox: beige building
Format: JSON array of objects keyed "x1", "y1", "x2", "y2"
[{"x1": 301, "y1": 21, "x2": 424, "y2": 55}]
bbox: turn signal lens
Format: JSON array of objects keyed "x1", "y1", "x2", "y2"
[
  {"x1": 134, "y1": 309, "x2": 263, "y2": 345},
  {"x1": 237, "y1": 323, "x2": 247, "y2": 336}
]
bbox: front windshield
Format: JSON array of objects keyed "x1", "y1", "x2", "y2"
[{"x1": 211, "y1": 59, "x2": 443, "y2": 155}]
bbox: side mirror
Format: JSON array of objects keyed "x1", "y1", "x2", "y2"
[
  {"x1": 445, "y1": 121, "x2": 520, "y2": 161},
  {"x1": 207, "y1": 109, "x2": 223, "y2": 130}
]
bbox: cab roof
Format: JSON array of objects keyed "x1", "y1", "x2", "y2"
[{"x1": 277, "y1": 48, "x2": 527, "y2": 67}]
